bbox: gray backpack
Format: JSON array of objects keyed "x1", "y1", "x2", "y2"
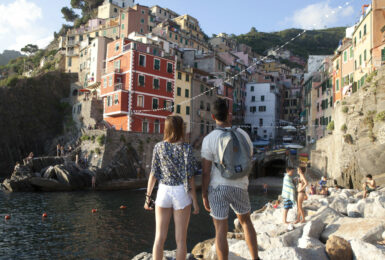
[{"x1": 214, "y1": 127, "x2": 253, "y2": 179}]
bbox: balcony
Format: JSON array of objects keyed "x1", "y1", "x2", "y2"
[
  {"x1": 67, "y1": 50, "x2": 79, "y2": 57},
  {"x1": 114, "y1": 83, "x2": 123, "y2": 91},
  {"x1": 67, "y1": 40, "x2": 77, "y2": 47}
]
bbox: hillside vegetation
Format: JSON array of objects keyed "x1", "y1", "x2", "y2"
[
  {"x1": 0, "y1": 50, "x2": 23, "y2": 66},
  {"x1": 234, "y1": 27, "x2": 346, "y2": 58}
]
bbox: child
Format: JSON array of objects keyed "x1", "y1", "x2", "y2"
[
  {"x1": 319, "y1": 176, "x2": 328, "y2": 195},
  {"x1": 282, "y1": 167, "x2": 296, "y2": 224},
  {"x1": 363, "y1": 174, "x2": 376, "y2": 198}
]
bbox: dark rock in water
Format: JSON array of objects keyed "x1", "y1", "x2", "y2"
[
  {"x1": 30, "y1": 157, "x2": 64, "y2": 173},
  {"x1": 30, "y1": 177, "x2": 72, "y2": 191}
]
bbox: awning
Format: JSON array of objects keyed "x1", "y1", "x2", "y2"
[
  {"x1": 79, "y1": 89, "x2": 90, "y2": 92},
  {"x1": 342, "y1": 84, "x2": 352, "y2": 96}
]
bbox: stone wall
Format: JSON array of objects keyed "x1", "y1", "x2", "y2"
[{"x1": 310, "y1": 68, "x2": 385, "y2": 188}]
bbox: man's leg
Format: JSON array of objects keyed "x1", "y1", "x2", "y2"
[
  {"x1": 283, "y1": 208, "x2": 289, "y2": 224},
  {"x1": 213, "y1": 218, "x2": 228, "y2": 260},
  {"x1": 237, "y1": 212, "x2": 259, "y2": 260}
]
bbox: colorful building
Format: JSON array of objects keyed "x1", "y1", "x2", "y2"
[
  {"x1": 100, "y1": 38, "x2": 175, "y2": 133},
  {"x1": 371, "y1": 0, "x2": 385, "y2": 69}
]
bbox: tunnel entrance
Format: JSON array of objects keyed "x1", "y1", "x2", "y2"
[{"x1": 258, "y1": 159, "x2": 287, "y2": 178}]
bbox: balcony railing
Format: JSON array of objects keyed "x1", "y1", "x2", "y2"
[
  {"x1": 67, "y1": 50, "x2": 78, "y2": 56},
  {"x1": 114, "y1": 83, "x2": 123, "y2": 91}
]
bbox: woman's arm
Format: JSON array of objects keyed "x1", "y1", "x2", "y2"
[
  {"x1": 144, "y1": 173, "x2": 157, "y2": 210},
  {"x1": 189, "y1": 176, "x2": 199, "y2": 215}
]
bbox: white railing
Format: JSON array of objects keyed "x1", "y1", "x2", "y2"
[{"x1": 114, "y1": 83, "x2": 123, "y2": 91}]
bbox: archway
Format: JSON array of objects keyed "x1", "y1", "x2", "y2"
[{"x1": 260, "y1": 159, "x2": 287, "y2": 178}]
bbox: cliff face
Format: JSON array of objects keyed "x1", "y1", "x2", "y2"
[
  {"x1": 0, "y1": 72, "x2": 71, "y2": 177},
  {"x1": 310, "y1": 67, "x2": 385, "y2": 188}
]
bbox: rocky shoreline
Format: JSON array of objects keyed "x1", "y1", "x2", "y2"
[{"x1": 133, "y1": 187, "x2": 385, "y2": 260}]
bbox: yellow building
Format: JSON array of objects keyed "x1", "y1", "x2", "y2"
[
  {"x1": 174, "y1": 66, "x2": 193, "y2": 139},
  {"x1": 352, "y1": 5, "x2": 372, "y2": 89}
]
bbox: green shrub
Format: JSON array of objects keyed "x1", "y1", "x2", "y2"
[
  {"x1": 95, "y1": 147, "x2": 101, "y2": 154},
  {"x1": 96, "y1": 134, "x2": 105, "y2": 146},
  {"x1": 327, "y1": 121, "x2": 334, "y2": 131},
  {"x1": 344, "y1": 134, "x2": 353, "y2": 144},
  {"x1": 341, "y1": 101, "x2": 347, "y2": 105},
  {"x1": 374, "y1": 111, "x2": 385, "y2": 122},
  {"x1": 367, "y1": 110, "x2": 376, "y2": 116},
  {"x1": 120, "y1": 135, "x2": 126, "y2": 143},
  {"x1": 81, "y1": 135, "x2": 90, "y2": 141},
  {"x1": 364, "y1": 116, "x2": 374, "y2": 130},
  {"x1": 342, "y1": 106, "x2": 348, "y2": 113},
  {"x1": 341, "y1": 124, "x2": 347, "y2": 132}
]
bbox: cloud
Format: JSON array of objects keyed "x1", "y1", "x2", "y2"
[
  {"x1": 285, "y1": 1, "x2": 354, "y2": 29},
  {"x1": 0, "y1": 0, "x2": 52, "y2": 51}
]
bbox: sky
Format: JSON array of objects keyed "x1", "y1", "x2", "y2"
[{"x1": 0, "y1": 0, "x2": 370, "y2": 53}]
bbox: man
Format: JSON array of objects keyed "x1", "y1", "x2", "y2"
[
  {"x1": 363, "y1": 174, "x2": 376, "y2": 198},
  {"x1": 282, "y1": 167, "x2": 296, "y2": 224},
  {"x1": 201, "y1": 98, "x2": 259, "y2": 260}
]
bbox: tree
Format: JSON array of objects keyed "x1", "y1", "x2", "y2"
[
  {"x1": 70, "y1": 0, "x2": 84, "y2": 9},
  {"x1": 61, "y1": 7, "x2": 79, "y2": 22},
  {"x1": 21, "y1": 44, "x2": 39, "y2": 56}
]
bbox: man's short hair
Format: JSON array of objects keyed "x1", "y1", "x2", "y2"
[
  {"x1": 212, "y1": 98, "x2": 228, "y2": 122},
  {"x1": 366, "y1": 174, "x2": 373, "y2": 179},
  {"x1": 286, "y1": 167, "x2": 294, "y2": 172}
]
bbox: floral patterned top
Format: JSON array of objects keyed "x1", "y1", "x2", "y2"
[{"x1": 151, "y1": 141, "x2": 197, "y2": 187}]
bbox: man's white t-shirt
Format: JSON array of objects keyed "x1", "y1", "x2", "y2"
[{"x1": 201, "y1": 127, "x2": 253, "y2": 190}]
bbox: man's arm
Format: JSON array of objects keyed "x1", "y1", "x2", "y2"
[{"x1": 202, "y1": 158, "x2": 212, "y2": 212}]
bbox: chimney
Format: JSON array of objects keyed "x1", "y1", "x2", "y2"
[{"x1": 362, "y1": 4, "x2": 369, "y2": 15}]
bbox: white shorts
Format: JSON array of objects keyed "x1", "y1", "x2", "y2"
[{"x1": 155, "y1": 184, "x2": 192, "y2": 210}]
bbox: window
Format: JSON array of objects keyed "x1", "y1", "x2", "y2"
[
  {"x1": 121, "y1": 13, "x2": 125, "y2": 20},
  {"x1": 138, "y1": 75, "x2": 145, "y2": 86},
  {"x1": 200, "y1": 101, "x2": 204, "y2": 109},
  {"x1": 153, "y1": 78, "x2": 160, "y2": 89},
  {"x1": 178, "y1": 72, "x2": 182, "y2": 80},
  {"x1": 359, "y1": 30, "x2": 362, "y2": 39},
  {"x1": 164, "y1": 100, "x2": 172, "y2": 111},
  {"x1": 344, "y1": 51, "x2": 347, "y2": 62},
  {"x1": 139, "y1": 55, "x2": 146, "y2": 67},
  {"x1": 359, "y1": 54, "x2": 362, "y2": 66},
  {"x1": 251, "y1": 96, "x2": 255, "y2": 102},
  {"x1": 142, "y1": 120, "x2": 148, "y2": 133},
  {"x1": 176, "y1": 105, "x2": 181, "y2": 114},
  {"x1": 364, "y1": 50, "x2": 367, "y2": 61},
  {"x1": 206, "y1": 121, "x2": 210, "y2": 134},
  {"x1": 114, "y1": 94, "x2": 119, "y2": 105},
  {"x1": 114, "y1": 60, "x2": 121, "y2": 71},
  {"x1": 152, "y1": 98, "x2": 159, "y2": 109},
  {"x1": 261, "y1": 95, "x2": 265, "y2": 101},
  {"x1": 206, "y1": 103, "x2": 210, "y2": 112},
  {"x1": 68, "y1": 57, "x2": 72, "y2": 67},
  {"x1": 103, "y1": 78, "x2": 107, "y2": 88},
  {"x1": 154, "y1": 59, "x2": 160, "y2": 70},
  {"x1": 250, "y1": 86, "x2": 254, "y2": 92},
  {"x1": 185, "y1": 89, "x2": 189, "y2": 97},
  {"x1": 175, "y1": 34, "x2": 178, "y2": 40},
  {"x1": 115, "y1": 42, "x2": 119, "y2": 51},
  {"x1": 336, "y1": 79, "x2": 340, "y2": 91},
  {"x1": 250, "y1": 106, "x2": 256, "y2": 113},
  {"x1": 200, "y1": 85, "x2": 204, "y2": 93},
  {"x1": 154, "y1": 120, "x2": 160, "y2": 133},
  {"x1": 350, "y1": 46, "x2": 353, "y2": 59},
  {"x1": 167, "y1": 82, "x2": 172, "y2": 92},
  {"x1": 259, "y1": 106, "x2": 266, "y2": 112},
  {"x1": 140, "y1": 19, "x2": 144, "y2": 24},
  {"x1": 137, "y1": 95, "x2": 144, "y2": 107},
  {"x1": 259, "y1": 118, "x2": 263, "y2": 126},
  {"x1": 200, "y1": 120, "x2": 204, "y2": 134},
  {"x1": 107, "y1": 96, "x2": 112, "y2": 106},
  {"x1": 186, "y1": 74, "x2": 190, "y2": 82},
  {"x1": 121, "y1": 24, "x2": 125, "y2": 29},
  {"x1": 167, "y1": 63, "x2": 173, "y2": 73},
  {"x1": 169, "y1": 32, "x2": 172, "y2": 38},
  {"x1": 177, "y1": 87, "x2": 181, "y2": 96},
  {"x1": 354, "y1": 37, "x2": 356, "y2": 46},
  {"x1": 186, "y1": 106, "x2": 190, "y2": 115},
  {"x1": 382, "y1": 48, "x2": 385, "y2": 61},
  {"x1": 364, "y1": 24, "x2": 367, "y2": 36},
  {"x1": 108, "y1": 76, "x2": 113, "y2": 86}
]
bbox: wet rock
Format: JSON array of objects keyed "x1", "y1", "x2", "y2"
[
  {"x1": 30, "y1": 177, "x2": 72, "y2": 191},
  {"x1": 350, "y1": 239, "x2": 385, "y2": 260},
  {"x1": 30, "y1": 157, "x2": 64, "y2": 173},
  {"x1": 325, "y1": 236, "x2": 353, "y2": 260}
]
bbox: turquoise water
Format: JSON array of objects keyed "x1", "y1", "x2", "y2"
[{"x1": 0, "y1": 188, "x2": 279, "y2": 259}]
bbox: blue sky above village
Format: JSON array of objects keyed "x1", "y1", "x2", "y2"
[{"x1": 0, "y1": 0, "x2": 370, "y2": 52}]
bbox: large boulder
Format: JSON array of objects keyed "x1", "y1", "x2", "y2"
[
  {"x1": 191, "y1": 238, "x2": 214, "y2": 259},
  {"x1": 308, "y1": 206, "x2": 343, "y2": 226},
  {"x1": 29, "y1": 177, "x2": 72, "y2": 191},
  {"x1": 302, "y1": 219, "x2": 326, "y2": 239},
  {"x1": 30, "y1": 157, "x2": 64, "y2": 173},
  {"x1": 132, "y1": 251, "x2": 196, "y2": 260},
  {"x1": 325, "y1": 236, "x2": 353, "y2": 260},
  {"x1": 347, "y1": 200, "x2": 365, "y2": 218},
  {"x1": 363, "y1": 196, "x2": 385, "y2": 219},
  {"x1": 321, "y1": 217, "x2": 385, "y2": 243},
  {"x1": 350, "y1": 239, "x2": 385, "y2": 260},
  {"x1": 329, "y1": 196, "x2": 348, "y2": 215},
  {"x1": 1, "y1": 165, "x2": 35, "y2": 192}
]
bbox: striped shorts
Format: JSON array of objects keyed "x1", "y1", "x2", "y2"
[
  {"x1": 208, "y1": 185, "x2": 251, "y2": 220},
  {"x1": 283, "y1": 199, "x2": 293, "y2": 209}
]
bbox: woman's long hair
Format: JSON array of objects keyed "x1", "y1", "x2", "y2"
[{"x1": 163, "y1": 115, "x2": 184, "y2": 143}]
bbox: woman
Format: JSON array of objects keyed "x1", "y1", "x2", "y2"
[
  {"x1": 144, "y1": 115, "x2": 199, "y2": 260},
  {"x1": 295, "y1": 167, "x2": 308, "y2": 224}
]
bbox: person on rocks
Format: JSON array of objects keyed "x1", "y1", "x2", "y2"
[
  {"x1": 24, "y1": 152, "x2": 34, "y2": 165},
  {"x1": 319, "y1": 176, "x2": 328, "y2": 195},
  {"x1": 363, "y1": 174, "x2": 376, "y2": 198},
  {"x1": 144, "y1": 115, "x2": 199, "y2": 260},
  {"x1": 60, "y1": 146, "x2": 65, "y2": 157},
  {"x1": 201, "y1": 98, "x2": 259, "y2": 260},
  {"x1": 14, "y1": 162, "x2": 20, "y2": 171},
  {"x1": 57, "y1": 144, "x2": 61, "y2": 157},
  {"x1": 295, "y1": 167, "x2": 308, "y2": 224},
  {"x1": 309, "y1": 184, "x2": 316, "y2": 195},
  {"x1": 282, "y1": 167, "x2": 296, "y2": 225}
]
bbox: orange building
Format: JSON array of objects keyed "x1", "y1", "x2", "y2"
[
  {"x1": 119, "y1": 4, "x2": 150, "y2": 38},
  {"x1": 340, "y1": 39, "x2": 354, "y2": 98},
  {"x1": 372, "y1": 0, "x2": 385, "y2": 68},
  {"x1": 100, "y1": 38, "x2": 175, "y2": 133},
  {"x1": 332, "y1": 52, "x2": 343, "y2": 104}
]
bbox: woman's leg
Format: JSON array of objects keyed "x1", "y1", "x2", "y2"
[
  {"x1": 173, "y1": 205, "x2": 191, "y2": 260},
  {"x1": 298, "y1": 195, "x2": 306, "y2": 223},
  {"x1": 153, "y1": 206, "x2": 173, "y2": 260}
]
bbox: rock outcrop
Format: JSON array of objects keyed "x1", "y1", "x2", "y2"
[{"x1": 132, "y1": 186, "x2": 385, "y2": 260}]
